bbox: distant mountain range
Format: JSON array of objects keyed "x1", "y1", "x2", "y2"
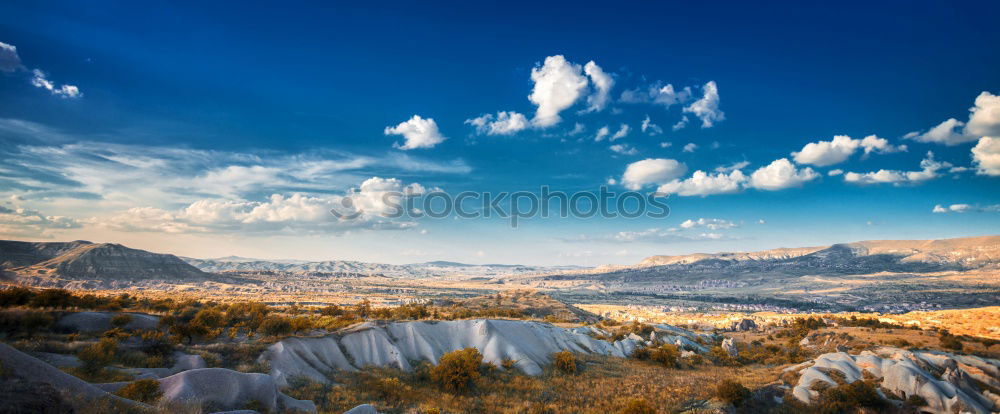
[
  {"x1": 1, "y1": 236, "x2": 996, "y2": 287},
  {"x1": 0, "y1": 239, "x2": 578, "y2": 283},
  {"x1": 180, "y1": 256, "x2": 579, "y2": 278},
  {"x1": 0, "y1": 240, "x2": 206, "y2": 281},
  {"x1": 554, "y1": 235, "x2": 1000, "y2": 282}
]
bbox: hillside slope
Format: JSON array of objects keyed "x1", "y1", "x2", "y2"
[{"x1": 0, "y1": 240, "x2": 207, "y2": 280}]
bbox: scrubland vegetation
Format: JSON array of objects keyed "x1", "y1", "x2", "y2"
[
  {"x1": 283, "y1": 349, "x2": 782, "y2": 414},
  {"x1": 2, "y1": 286, "x2": 998, "y2": 413}
]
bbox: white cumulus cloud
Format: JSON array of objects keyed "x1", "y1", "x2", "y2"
[
  {"x1": 583, "y1": 61, "x2": 614, "y2": 112},
  {"x1": 465, "y1": 111, "x2": 528, "y2": 136},
  {"x1": 609, "y1": 144, "x2": 638, "y2": 155},
  {"x1": 0, "y1": 41, "x2": 24, "y2": 72},
  {"x1": 906, "y1": 91, "x2": 1000, "y2": 145},
  {"x1": 30, "y1": 69, "x2": 81, "y2": 98},
  {"x1": 932, "y1": 203, "x2": 1000, "y2": 213},
  {"x1": 657, "y1": 170, "x2": 747, "y2": 197},
  {"x1": 529, "y1": 55, "x2": 589, "y2": 127},
  {"x1": 966, "y1": 91, "x2": 1000, "y2": 137},
  {"x1": 385, "y1": 115, "x2": 446, "y2": 150},
  {"x1": 640, "y1": 115, "x2": 663, "y2": 135},
  {"x1": 594, "y1": 125, "x2": 610, "y2": 142},
  {"x1": 748, "y1": 158, "x2": 819, "y2": 190},
  {"x1": 843, "y1": 151, "x2": 950, "y2": 185},
  {"x1": 680, "y1": 218, "x2": 738, "y2": 230},
  {"x1": 683, "y1": 81, "x2": 724, "y2": 128},
  {"x1": 621, "y1": 158, "x2": 687, "y2": 190},
  {"x1": 792, "y1": 134, "x2": 904, "y2": 166},
  {"x1": 972, "y1": 136, "x2": 1000, "y2": 176},
  {"x1": 610, "y1": 124, "x2": 630, "y2": 141}
]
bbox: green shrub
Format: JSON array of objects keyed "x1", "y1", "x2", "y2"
[
  {"x1": 115, "y1": 379, "x2": 162, "y2": 403},
  {"x1": 553, "y1": 350, "x2": 577, "y2": 374},
  {"x1": 430, "y1": 348, "x2": 483, "y2": 393},
  {"x1": 716, "y1": 379, "x2": 750, "y2": 406},
  {"x1": 619, "y1": 398, "x2": 656, "y2": 414}
]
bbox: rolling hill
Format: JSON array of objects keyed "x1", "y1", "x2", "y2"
[{"x1": 0, "y1": 240, "x2": 207, "y2": 281}]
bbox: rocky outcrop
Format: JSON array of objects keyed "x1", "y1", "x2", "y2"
[
  {"x1": 56, "y1": 311, "x2": 160, "y2": 333},
  {"x1": 343, "y1": 404, "x2": 380, "y2": 414},
  {"x1": 729, "y1": 318, "x2": 758, "y2": 332},
  {"x1": 0, "y1": 342, "x2": 146, "y2": 411},
  {"x1": 157, "y1": 368, "x2": 315, "y2": 413},
  {"x1": 722, "y1": 338, "x2": 738, "y2": 357},
  {"x1": 787, "y1": 347, "x2": 999, "y2": 414},
  {"x1": 260, "y1": 319, "x2": 708, "y2": 386}
]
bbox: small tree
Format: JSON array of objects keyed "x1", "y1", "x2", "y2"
[
  {"x1": 553, "y1": 350, "x2": 577, "y2": 374},
  {"x1": 430, "y1": 348, "x2": 483, "y2": 393},
  {"x1": 116, "y1": 379, "x2": 163, "y2": 403},
  {"x1": 716, "y1": 379, "x2": 751, "y2": 406}
]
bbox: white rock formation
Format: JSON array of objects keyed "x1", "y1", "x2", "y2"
[
  {"x1": 0, "y1": 343, "x2": 146, "y2": 411},
  {"x1": 722, "y1": 338, "x2": 738, "y2": 357},
  {"x1": 56, "y1": 311, "x2": 160, "y2": 332},
  {"x1": 158, "y1": 368, "x2": 315, "y2": 413},
  {"x1": 343, "y1": 404, "x2": 380, "y2": 414},
  {"x1": 788, "y1": 347, "x2": 998, "y2": 414},
  {"x1": 261, "y1": 319, "x2": 699, "y2": 385}
]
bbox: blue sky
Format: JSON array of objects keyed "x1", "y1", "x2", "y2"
[{"x1": 1, "y1": 1, "x2": 998, "y2": 265}]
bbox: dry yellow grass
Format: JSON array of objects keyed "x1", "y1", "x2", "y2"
[
  {"x1": 577, "y1": 304, "x2": 1000, "y2": 340},
  {"x1": 286, "y1": 354, "x2": 782, "y2": 414}
]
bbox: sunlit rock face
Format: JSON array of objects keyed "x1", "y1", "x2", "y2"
[
  {"x1": 261, "y1": 319, "x2": 710, "y2": 386},
  {"x1": 788, "y1": 347, "x2": 1000, "y2": 414}
]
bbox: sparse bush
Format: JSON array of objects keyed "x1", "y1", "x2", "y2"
[
  {"x1": 813, "y1": 380, "x2": 888, "y2": 413},
  {"x1": 619, "y1": 398, "x2": 656, "y2": 414},
  {"x1": 0, "y1": 287, "x2": 33, "y2": 307},
  {"x1": 553, "y1": 350, "x2": 577, "y2": 374},
  {"x1": 905, "y1": 394, "x2": 928, "y2": 408},
  {"x1": 29, "y1": 289, "x2": 75, "y2": 308},
  {"x1": 0, "y1": 309, "x2": 53, "y2": 335},
  {"x1": 939, "y1": 331, "x2": 963, "y2": 351},
  {"x1": 319, "y1": 305, "x2": 344, "y2": 317},
  {"x1": 430, "y1": 348, "x2": 483, "y2": 393},
  {"x1": 110, "y1": 313, "x2": 132, "y2": 329},
  {"x1": 716, "y1": 379, "x2": 750, "y2": 406},
  {"x1": 78, "y1": 337, "x2": 119, "y2": 374},
  {"x1": 115, "y1": 379, "x2": 162, "y2": 403},
  {"x1": 501, "y1": 358, "x2": 518, "y2": 371},
  {"x1": 259, "y1": 315, "x2": 294, "y2": 337},
  {"x1": 650, "y1": 344, "x2": 680, "y2": 368},
  {"x1": 887, "y1": 338, "x2": 911, "y2": 348}
]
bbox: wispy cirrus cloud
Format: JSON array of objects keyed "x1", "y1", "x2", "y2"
[{"x1": 0, "y1": 118, "x2": 470, "y2": 238}]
